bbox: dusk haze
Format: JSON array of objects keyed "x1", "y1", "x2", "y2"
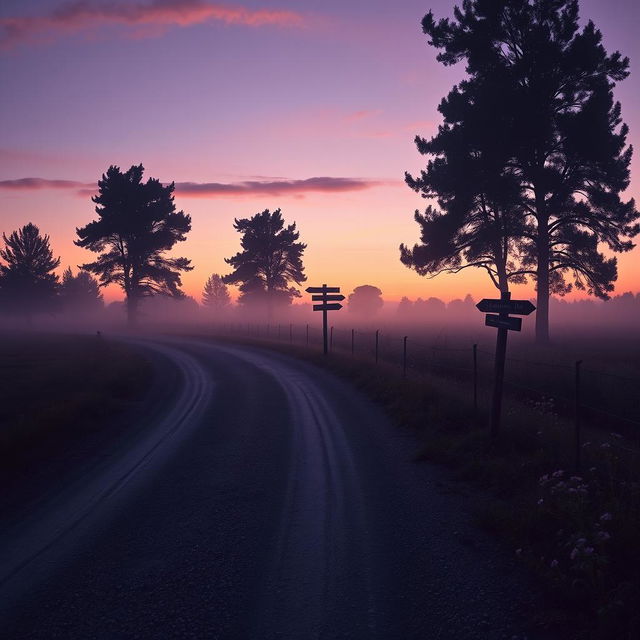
[{"x1": 1, "y1": 1, "x2": 640, "y2": 638}]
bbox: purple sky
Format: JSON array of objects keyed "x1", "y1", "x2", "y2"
[{"x1": 1, "y1": 0, "x2": 639, "y2": 302}]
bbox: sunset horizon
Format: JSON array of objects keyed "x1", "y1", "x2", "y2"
[{"x1": 2, "y1": 0, "x2": 639, "y2": 307}]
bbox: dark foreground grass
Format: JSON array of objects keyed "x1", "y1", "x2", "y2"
[
  {"x1": 210, "y1": 332, "x2": 640, "y2": 640},
  {"x1": 0, "y1": 333, "x2": 152, "y2": 476}
]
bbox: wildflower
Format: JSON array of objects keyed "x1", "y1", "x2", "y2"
[
  {"x1": 600, "y1": 512, "x2": 612, "y2": 522},
  {"x1": 515, "y1": 548, "x2": 522, "y2": 556},
  {"x1": 601, "y1": 442, "x2": 611, "y2": 449},
  {"x1": 584, "y1": 547, "x2": 594, "y2": 556},
  {"x1": 537, "y1": 498, "x2": 544, "y2": 506},
  {"x1": 550, "y1": 559, "x2": 558, "y2": 568},
  {"x1": 596, "y1": 531, "x2": 611, "y2": 542},
  {"x1": 570, "y1": 548, "x2": 578, "y2": 560},
  {"x1": 552, "y1": 470, "x2": 564, "y2": 479}
]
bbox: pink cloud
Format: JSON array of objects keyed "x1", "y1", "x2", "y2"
[
  {"x1": 0, "y1": 0, "x2": 307, "y2": 49},
  {"x1": 174, "y1": 176, "x2": 381, "y2": 197},
  {"x1": 0, "y1": 175, "x2": 391, "y2": 198},
  {"x1": 0, "y1": 177, "x2": 92, "y2": 190}
]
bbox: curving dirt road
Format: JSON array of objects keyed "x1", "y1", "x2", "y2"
[{"x1": 0, "y1": 337, "x2": 549, "y2": 639}]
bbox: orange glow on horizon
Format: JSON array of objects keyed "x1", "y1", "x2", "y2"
[{"x1": 10, "y1": 178, "x2": 640, "y2": 309}]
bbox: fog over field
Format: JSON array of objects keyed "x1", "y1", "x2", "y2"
[{"x1": 4, "y1": 286, "x2": 638, "y2": 339}]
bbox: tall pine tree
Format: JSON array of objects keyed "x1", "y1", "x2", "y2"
[
  {"x1": 76, "y1": 165, "x2": 192, "y2": 326},
  {"x1": 0, "y1": 223, "x2": 60, "y2": 320},
  {"x1": 406, "y1": 0, "x2": 638, "y2": 343},
  {"x1": 223, "y1": 209, "x2": 306, "y2": 318},
  {"x1": 202, "y1": 274, "x2": 231, "y2": 311}
]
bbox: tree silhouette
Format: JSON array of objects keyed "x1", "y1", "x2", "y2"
[
  {"x1": 59, "y1": 267, "x2": 103, "y2": 312},
  {"x1": 401, "y1": 63, "x2": 527, "y2": 293},
  {"x1": 348, "y1": 285, "x2": 384, "y2": 316},
  {"x1": 202, "y1": 274, "x2": 231, "y2": 311},
  {"x1": 448, "y1": 294, "x2": 476, "y2": 321},
  {"x1": 397, "y1": 296, "x2": 414, "y2": 316},
  {"x1": 75, "y1": 165, "x2": 192, "y2": 326},
  {"x1": 0, "y1": 223, "x2": 60, "y2": 319},
  {"x1": 415, "y1": 296, "x2": 446, "y2": 320},
  {"x1": 223, "y1": 209, "x2": 306, "y2": 317},
  {"x1": 409, "y1": 0, "x2": 638, "y2": 343}
]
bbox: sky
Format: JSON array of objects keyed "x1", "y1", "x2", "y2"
[{"x1": 1, "y1": 0, "x2": 639, "y2": 304}]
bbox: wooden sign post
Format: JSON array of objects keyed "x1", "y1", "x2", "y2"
[
  {"x1": 306, "y1": 285, "x2": 344, "y2": 355},
  {"x1": 476, "y1": 292, "x2": 536, "y2": 437}
]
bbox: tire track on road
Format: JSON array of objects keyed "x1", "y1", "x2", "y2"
[{"x1": 195, "y1": 342, "x2": 375, "y2": 639}]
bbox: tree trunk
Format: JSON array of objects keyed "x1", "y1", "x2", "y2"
[
  {"x1": 496, "y1": 252, "x2": 509, "y2": 294},
  {"x1": 267, "y1": 296, "x2": 273, "y2": 325},
  {"x1": 535, "y1": 211, "x2": 550, "y2": 345},
  {"x1": 126, "y1": 293, "x2": 138, "y2": 328},
  {"x1": 491, "y1": 225, "x2": 509, "y2": 294}
]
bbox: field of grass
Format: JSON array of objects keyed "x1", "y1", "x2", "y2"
[
  {"x1": 208, "y1": 326, "x2": 640, "y2": 640},
  {"x1": 0, "y1": 333, "x2": 152, "y2": 478}
]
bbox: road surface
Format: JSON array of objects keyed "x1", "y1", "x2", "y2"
[{"x1": 0, "y1": 337, "x2": 547, "y2": 639}]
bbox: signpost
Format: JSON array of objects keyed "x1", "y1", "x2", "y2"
[
  {"x1": 476, "y1": 292, "x2": 535, "y2": 437},
  {"x1": 476, "y1": 299, "x2": 535, "y2": 315},
  {"x1": 306, "y1": 285, "x2": 344, "y2": 355},
  {"x1": 485, "y1": 314, "x2": 522, "y2": 332}
]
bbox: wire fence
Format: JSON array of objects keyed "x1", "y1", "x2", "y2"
[{"x1": 217, "y1": 321, "x2": 640, "y2": 470}]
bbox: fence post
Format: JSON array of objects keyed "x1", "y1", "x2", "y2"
[
  {"x1": 375, "y1": 330, "x2": 379, "y2": 364},
  {"x1": 306, "y1": 323, "x2": 309, "y2": 347},
  {"x1": 330, "y1": 326, "x2": 334, "y2": 352},
  {"x1": 289, "y1": 323, "x2": 293, "y2": 343},
  {"x1": 403, "y1": 336, "x2": 408, "y2": 379},
  {"x1": 473, "y1": 343, "x2": 478, "y2": 417},
  {"x1": 351, "y1": 329, "x2": 355, "y2": 357},
  {"x1": 575, "y1": 360, "x2": 582, "y2": 472}
]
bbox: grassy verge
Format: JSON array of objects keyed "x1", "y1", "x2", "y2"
[
  {"x1": 0, "y1": 333, "x2": 152, "y2": 474},
  {"x1": 211, "y1": 332, "x2": 640, "y2": 640}
]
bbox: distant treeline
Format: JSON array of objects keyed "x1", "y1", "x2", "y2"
[{"x1": 393, "y1": 292, "x2": 640, "y2": 327}]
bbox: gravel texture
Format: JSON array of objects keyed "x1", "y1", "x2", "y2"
[{"x1": 1, "y1": 338, "x2": 554, "y2": 639}]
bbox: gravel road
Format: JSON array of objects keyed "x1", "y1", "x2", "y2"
[{"x1": 0, "y1": 337, "x2": 550, "y2": 639}]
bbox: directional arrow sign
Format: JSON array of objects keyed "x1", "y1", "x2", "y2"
[
  {"x1": 313, "y1": 303, "x2": 343, "y2": 312},
  {"x1": 306, "y1": 286, "x2": 340, "y2": 294},
  {"x1": 312, "y1": 294, "x2": 345, "y2": 302},
  {"x1": 476, "y1": 298, "x2": 536, "y2": 315},
  {"x1": 485, "y1": 314, "x2": 522, "y2": 331}
]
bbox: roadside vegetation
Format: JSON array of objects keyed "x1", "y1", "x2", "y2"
[
  {"x1": 0, "y1": 334, "x2": 152, "y2": 475},
  {"x1": 212, "y1": 329, "x2": 640, "y2": 640}
]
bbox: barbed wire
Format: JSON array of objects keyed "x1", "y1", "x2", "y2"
[
  {"x1": 580, "y1": 403, "x2": 640, "y2": 428},
  {"x1": 223, "y1": 323, "x2": 640, "y2": 428},
  {"x1": 582, "y1": 368, "x2": 640, "y2": 384}
]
